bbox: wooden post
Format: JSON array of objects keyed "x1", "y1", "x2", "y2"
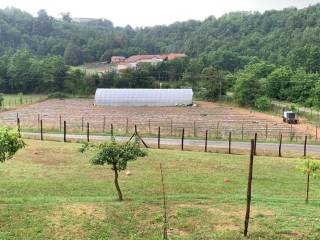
[
  {"x1": 278, "y1": 134, "x2": 282, "y2": 157},
  {"x1": 216, "y1": 121, "x2": 220, "y2": 137},
  {"x1": 205, "y1": 130, "x2": 208, "y2": 152},
  {"x1": 126, "y1": 118, "x2": 129, "y2": 134},
  {"x1": 87, "y1": 122, "x2": 90, "y2": 142},
  {"x1": 81, "y1": 117, "x2": 84, "y2": 132},
  {"x1": 304, "y1": 136, "x2": 307, "y2": 157},
  {"x1": 241, "y1": 124, "x2": 244, "y2": 141},
  {"x1": 63, "y1": 121, "x2": 67, "y2": 142},
  {"x1": 228, "y1": 131, "x2": 231, "y2": 154},
  {"x1": 158, "y1": 127, "x2": 161, "y2": 149},
  {"x1": 244, "y1": 139, "x2": 255, "y2": 237},
  {"x1": 40, "y1": 119, "x2": 43, "y2": 141},
  {"x1": 103, "y1": 116, "x2": 106, "y2": 133},
  {"x1": 111, "y1": 123, "x2": 114, "y2": 137},
  {"x1": 59, "y1": 115, "x2": 62, "y2": 132},
  {"x1": 170, "y1": 119, "x2": 173, "y2": 136},
  {"x1": 306, "y1": 159, "x2": 310, "y2": 203},
  {"x1": 181, "y1": 128, "x2": 185, "y2": 151},
  {"x1": 290, "y1": 124, "x2": 293, "y2": 141},
  {"x1": 17, "y1": 117, "x2": 21, "y2": 137},
  {"x1": 148, "y1": 119, "x2": 151, "y2": 134},
  {"x1": 316, "y1": 126, "x2": 318, "y2": 141},
  {"x1": 254, "y1": 133, "x2": 257, "y2": 156},
  {"x1": 265, "y1": 124, "x2": 268, "y2": 139},
  {"x1": 193, "y1": 120, "x2": 196, "y2": 137},
  {"x1": 37, "y1": 113, "x2": 40, "y2": 129}
]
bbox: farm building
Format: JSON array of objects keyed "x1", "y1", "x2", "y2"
[{"x1": 94, "y1": 88, "x2": 193, "y2": 106}]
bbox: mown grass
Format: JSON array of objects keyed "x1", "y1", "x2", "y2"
[{"x1": 0, "y1": 139, "x2": 319, "y2": 239}]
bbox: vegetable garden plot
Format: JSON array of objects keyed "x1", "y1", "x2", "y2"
[{"x1": 0, "y1": 99, "x2": 313, "y2": 141}]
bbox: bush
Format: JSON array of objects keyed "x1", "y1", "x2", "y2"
[
  {"x1": 254, "y1": 96, "x2": 272, "y2": 111},
  {"x1": 48, "y1": 92, "x2": 69, "y2": 99}
]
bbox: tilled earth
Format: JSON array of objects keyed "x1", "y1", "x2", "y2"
[{"x1": 0, "y1": 99, "x2": 312, "y2": 140}]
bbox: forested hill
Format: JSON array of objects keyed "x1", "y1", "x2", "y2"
[{"x1": 1, "y1": 4, "x2": 320, "y2": 71}]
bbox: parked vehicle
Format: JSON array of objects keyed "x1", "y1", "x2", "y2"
[{"x1": 283, "y1": 111, "x2": 298, "y2": 124}]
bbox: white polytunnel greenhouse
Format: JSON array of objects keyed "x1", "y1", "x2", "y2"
[{"x1": 94, "y1": 88, "x2": 193, "y2": 106}]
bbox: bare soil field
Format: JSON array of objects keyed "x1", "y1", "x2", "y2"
[{"x1": 0, "y1": 99, "x2": 314, "y2": 140}]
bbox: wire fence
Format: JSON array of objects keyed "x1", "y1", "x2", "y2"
[{"x1": 5, "y1": 113, "x2": 318, "y2": 143}]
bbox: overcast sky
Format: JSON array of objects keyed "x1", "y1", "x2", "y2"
[{"x1": 0, "y1": 0, "x2": 319, "y2": 27}]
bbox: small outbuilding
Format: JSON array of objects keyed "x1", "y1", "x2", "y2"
[{"x1": 94, "y1": 88, "x2": 193, "y2": 107}]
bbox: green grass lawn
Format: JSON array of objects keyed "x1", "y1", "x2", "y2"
[
  {"x1": 1, "y1": 94, "x2": 47, "y2": 109},
  {"x1": 0, "y1": 140, "x2": 319, "y2": 239}
]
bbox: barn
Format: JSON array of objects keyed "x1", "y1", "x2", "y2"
[{"x1": 94, "y1": 88, "x2": 193, "y2": 107}]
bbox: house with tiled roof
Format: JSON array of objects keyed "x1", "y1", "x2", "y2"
[{"x1": 112, "y1": 53, "x2": 186, "y2": 72}]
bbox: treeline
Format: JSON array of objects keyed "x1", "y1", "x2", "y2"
[
  {"x1": 234, "y1": 62, "x2": 320, "y2": 108},
  {"x1": 0, "y1": 49, "x2": 226, "y2": 99},
  {"x1": 2, "y1": 6, "x2": 320, "y2": 108},
  {"x1": 1, "y1": 5, "x2": 320, "y2": 71}
]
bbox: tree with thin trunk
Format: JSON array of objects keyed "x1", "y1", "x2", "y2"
[
  {"x1": 298, "y1": 159, "x2": 320, "y2": 203},
  {"x1": 81, "y1": 138, "x2": 146, "y2": 201}
]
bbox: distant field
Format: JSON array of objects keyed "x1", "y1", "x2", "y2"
[
  {"x1": 0, "y1": 139, "x2": 319, "y2": 239},
  {"x1": 1, "y1": 94, "x2": 47, "y2": 109},
  {"x1": 0, "y1": 99, "x2": 312, "y2": 141}
]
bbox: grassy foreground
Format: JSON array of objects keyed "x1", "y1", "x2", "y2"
[{"x1": 0, "y1": 140, "x2": 319, "y2": 239}]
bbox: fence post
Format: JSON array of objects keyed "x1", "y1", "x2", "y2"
[
  {"x1": 306, "y1": 159, "x2": 310, "y2": 203},
  {"x1": 87, "y1": 122, "x2": 90, "y2": 142},
  {"x1": 304, "y1": 136, "x2": 307, "y2": 157},
  {"x1": 59, "y1": 115, "x2": 62, "y2": 132},
  {"x1": 254, "y1": 133, "x2": 257, "y2": 156},
  {"x1": 40, "y1": 119, "x2": 43, "y2": 141},
  {"x1": 265, "y1": 124, "x2": 268, "y2": 139},
  {"x1": 170, "y1": 119, "x2": 173, "y2": 136},
  {"x1": 148, "y1": 119, "x2": 151, "y2": 134},
  {"x1": 63, "y1": 121, "x2": 67, "y2": 142},
  {"x1": 193, "y1": 120, "x2": 196, "y2": 137},
  {"x1": 126, "y1": 118, "x2": 129, "y2": 134},
  {"x1": 216, "y1": 121, "x2": 220, "y2": 138},
  {"x1": 205, "y1": 130, "x2": 208, "y2": 152},
  {"x1": 158, "y1": 127, "x2": 161, "y2": 149},
  {"x1": 316, "y1": 126, "x2": 318, "y2": 141},
  {"x1": 37, "y1": 113, "x2": 40, "y2": 129},
  {"x1": 181, "y1": 128, "x2": 185, "y2": 151},
  {"x1": 81, "y1": 117, "x2": 84, "y2": 132},
  {"x1": 228, "y1": 131, "x2": 232, "y2": 154},
  {"x1": 244, "y1": 139, "x2": 255, "y2": 237},
  {"x1": 278, "y1": 134, "x2": 282, "y2": 157},
  {"x1": 111, "y1": 123, "x2": 114, "y2": 138},
  {"x1": 241, "y1": 124, "x2": 244, "y2": 141},
  {"x1": 17, "y1": 117, "x2": 21, "y2": 138},
  {"x1": 103, "y1": 116, "x2": 106, "y2": 133}
]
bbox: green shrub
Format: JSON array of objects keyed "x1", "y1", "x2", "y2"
[
  {"x1": 48, "y1": 92, "x2": 69, "y2": 99},
  {"x1": 254, "y1": 96, "x2": 272, "y2": 111}
]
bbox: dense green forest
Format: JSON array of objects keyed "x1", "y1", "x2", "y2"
[{"x1": 1, "y1": 5, "x2": 320, "y2": 107}]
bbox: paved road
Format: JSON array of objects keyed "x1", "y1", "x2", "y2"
[{"x1": 21, "y1": 132, "x2": 320, "y2": 154}]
